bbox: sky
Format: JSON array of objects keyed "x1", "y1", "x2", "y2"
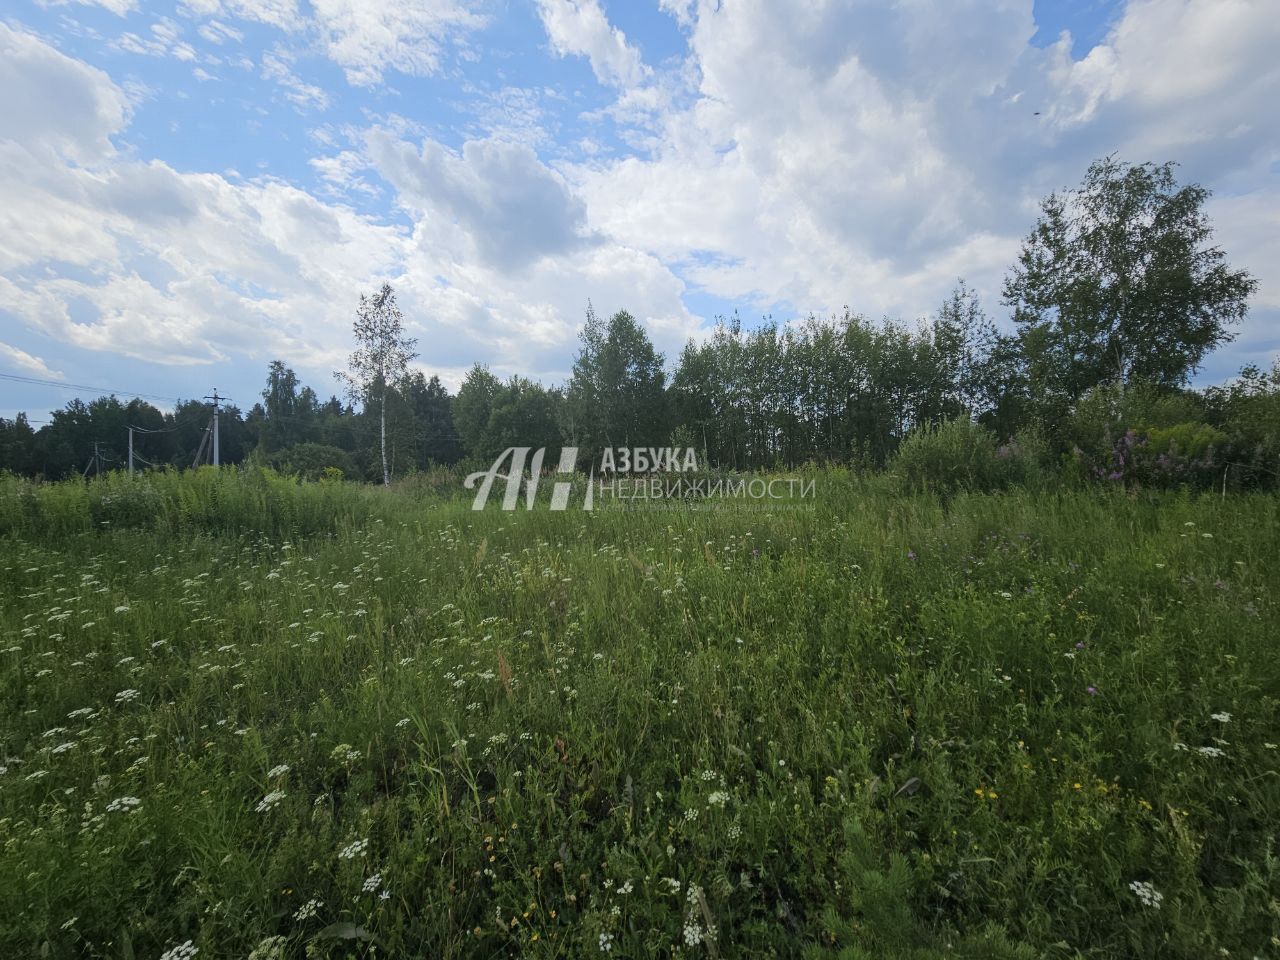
[{"x1": 0, "y1": 0, "x2": 1277, "y2": 423}]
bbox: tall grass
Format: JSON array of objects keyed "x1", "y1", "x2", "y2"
[{"x1": 0, "y1": 470, "x2": 1277, "y2": 958}]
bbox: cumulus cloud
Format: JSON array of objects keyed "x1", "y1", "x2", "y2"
[
  {"x1": 536, "y1": 0, "x2": 650, "y2": 88},
  {"x1": 366, "y1": 131, "x2": 593, "y2": 271},
  {"x1": 0, "y1": 23, "x2": 700, "y2": 389},
  {"x1": 566, "y1": 0, "x2": 1279, "y2": 376},
  {"x1": 0, "y1": 23, "x2": 130, "y2": 164},
  {"x1": 0, "y1": 341, "x2": 64, "y2": 380},
  {"x1": 4, "y1": 0, "x2": 1277, "y2": 401}
]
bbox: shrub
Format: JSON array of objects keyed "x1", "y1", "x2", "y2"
[
  {"x1": 1076, "y1": 422, "x2": 1225, "y2": 489},
  {"x1": 267, "y1": 443, "x2": 357, "y2": 482},
  {"x1": 892, "y1": 419, "x2": 1050, "y2": 495}
]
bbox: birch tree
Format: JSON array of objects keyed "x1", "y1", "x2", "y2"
[{"x1": 336, "y1": 283, "x2": 417, "y2": 486}]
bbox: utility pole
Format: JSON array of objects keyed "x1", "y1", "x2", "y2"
[
  {"x1": 128, "y1": 427, "x2": 134, "y2": 476},
  {"x1": 204, "y1": 389, "x2": 222, "y2": 466},
  {"x1": 93, "y1": 440, "x2": 101, "y2": 478}
]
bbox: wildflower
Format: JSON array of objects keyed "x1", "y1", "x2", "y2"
[
  {"x1": 1210, "y1": 712, "x2": 1232, "y2": 723},
  {"x1": 255, "y1": 790, "x2": 286, "y2": 813},
  {"x1": 115, "y1": 689, "x2": 141, "y2": 703},
  {"x1": 293, "y1": 898, "x2": 322, "y2": 921},
  {"x1": 683, "y1": 920, "x2": 705, "y2": 946},
  {"x1": 159, "y1": 941, "x2": 198, "y2": 960},
  {"x1": 338, "y1": 838, "x2": 369, "y2": 860},
  {"x1": 247, "y1": 936, "x2": 287, "y2": 960},
  {"x1": 707, "y1": 791, "x2": 729, "y2": 808},
  {"x1": 362, "y1": 873, "x2": 382, "y2": 893},
  {"x1": 266, "y1": 764, "x2": 290, "y2": 779},
  {"x1": 599, "y1": 932, "x2": 615, "y2": 953},
  {"x1": 106, "y1": 796, "x2": 143, "y2": 813},
  {"x1": 1086, "y1": 686, "x2": 1098, "y2": 696},
  {"x1": 1129, "y1": 880, "x2": 1163, "y2": 909},
  {"x1": 1196, "y1": 745, "x2": 1226, "y2": 758}
]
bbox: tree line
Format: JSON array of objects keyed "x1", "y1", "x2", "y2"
[{"x1": 2, "y1": 157, "x2": 1277, "y2": 487}]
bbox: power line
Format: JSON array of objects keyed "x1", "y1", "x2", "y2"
[{"x1": 0, "y1": 372, "x2": 179, "y2": 404}]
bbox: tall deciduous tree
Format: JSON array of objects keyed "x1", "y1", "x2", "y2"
[
  {"x1": 566, "y1": 305, "x2": 668, "y2": 459},
  {"x1": 335, "y1": 283, "x2": 418, "y2": 486},
  {"x1": 1003, "y1": 157, "x2": 1256, "y2": 408}
]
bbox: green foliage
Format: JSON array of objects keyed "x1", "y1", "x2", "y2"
[
  {"x1": 1004, "y1": 156, "x2": 1256, "y2": 410},
  {"x1": 566, "y1": 304, "x2": 670, "y2": 458},
  {"x1": 890, "y1": 418, "x2": 1043, "y2": 494},
  {"x1": 0, "y1": 471, "x2": 1278, "y2": 957},
  {"x1": 267, "y1": 442, "x2": 358, "y2": 481},
  {"x1": 454, "y1": 366, "x2": 563, "y2": 462}
]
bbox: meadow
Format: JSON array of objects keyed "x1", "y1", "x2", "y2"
[{"x1": 0, "y1": 468, "x2": 1277, "y2": 958}]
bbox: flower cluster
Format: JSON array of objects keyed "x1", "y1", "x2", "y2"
[{"x1": 1128, "y1": 880, "x2": 1163, "y2": 910}]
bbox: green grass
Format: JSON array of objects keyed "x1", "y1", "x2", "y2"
[{"x1": 1, "y1": 469, "x2": 1278, "y2": 958}]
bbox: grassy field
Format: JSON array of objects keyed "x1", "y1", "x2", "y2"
[{"x1": 1, "y1": 469, "x2": 1277, "y2": 958}]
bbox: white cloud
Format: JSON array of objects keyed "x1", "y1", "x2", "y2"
[
  {"x1": 262, "y1": 47, "x2": 330, "y2": 111},
  {"x1": 536, "y1": 0, "x2": 650, "y2": 88},
  {"x1": 178, "y1": 0, "x2": 303, "y2": 33},
  {"x1": 112, "y1": 18, "x2": 201, "y2": 62},
  {"x1": 0, "y1": 341, "x2": 64, "y2": 380},
  {"x1": 0, "y1": 24, "x2": 700, "y2": 390},
  {"x1": 0, "y1": 22, "x2": 130, "y2": 164},
  {"x1": 36, "y1": 0, "x2": 136, "y2": 16},
  {"x1": 309, "y1": 0, "x2": 487, "y2": 86},
  {"x1": 566, "y1": 0, "x2": 1280, "y2": 378},
  {"x1": 367, "y1": 131, "x2": 592, "y2": 271},
  {"x1": 197, "y1": 20, "x2": 245, "y2": 44}
]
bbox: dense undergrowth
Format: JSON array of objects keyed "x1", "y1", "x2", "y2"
[{"x1": 1, "y1": 469, "x2": 1277, "y2": 958}]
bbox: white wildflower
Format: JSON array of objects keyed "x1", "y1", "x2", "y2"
[
  {"x1": 106, "y1": 796, "x2": 142, "y2": 813},
  {"x1": 247, "y1": 935, "x2": 287, "y2": 960},
  {"x1": 293, "y1": 898, "x2": 322, "y2": 921},
  {"x1": 255, "y1": 790, "x2": 286, "y2": 813},
  {"x1": 266, "y1": 764, "x2": 290, "y2": 779},
  {"x1": 1210, "y1": 712, "x2": 1232, "y2": 723},
  {"x1": 158, "y1": 940, "x2": 197, "y2": 960},
  {"x1": 683, "y1": 920, "x2": 704, "y2": 946},
  {"x1": 338, "y1": 838, "x2": 369, "y2": 860},
  {"x1": 1129, "y1": 880, "x2": 1163, "y2": 909}
]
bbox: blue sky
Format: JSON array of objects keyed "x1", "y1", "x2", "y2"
[{"x1": 1, "y1": 0, "x2": 1276, "y2": 423}]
